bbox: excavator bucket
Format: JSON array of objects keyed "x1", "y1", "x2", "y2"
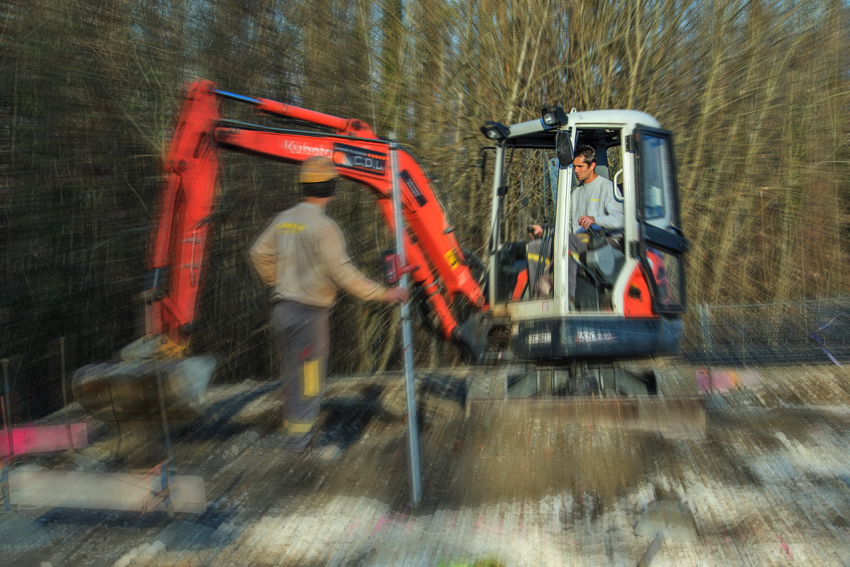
[{"x1": 71, "y1": 337, "x2": 216, "y2": 422}]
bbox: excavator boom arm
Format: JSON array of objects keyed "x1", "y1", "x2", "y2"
[{"x1": 148, "y1": 80, "x2": 484, "y2": 345}]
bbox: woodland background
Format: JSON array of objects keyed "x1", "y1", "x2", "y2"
[{"x1": 2, "y1": 0, "x2": 849, "y2": 419}]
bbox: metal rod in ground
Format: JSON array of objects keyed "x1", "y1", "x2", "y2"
[
  {"x1": 155, "y1": 363, "x2": 173, "y2": 466},
  {"x1": 390, "y1": 140, "x2": 422, "y2": 506},
  {"x1": 60, "y1": 337, "x2": 68, "y2": 410},
  {"x1": 637, "y1": 531, "x2": 666, "y2": 567},
  {"x1": 59, "y1": 337, "x2": 74, "y2": 448},
  {"x1": 2, "y1": 359, "x2": 11, "y2": 457},
  {"x1": 1, "y1": 458, "x2": 9, "y2": 511}
]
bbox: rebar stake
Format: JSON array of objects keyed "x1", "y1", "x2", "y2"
[
  {"x1": 60, "y1": 337, "x2": 67, "y2": 410},
  {"x1": 155, "y1": 364, "x2": 174, "y2": 467},
  {"x1": 1, "y1": 459, "x2": 9, "y2": 511},
  {"x1": 2, "y1": 359, "x2": 11, "y2": 459},
  {"x1": 390, "y1": 140, "x2": 422, "y2": 507}
]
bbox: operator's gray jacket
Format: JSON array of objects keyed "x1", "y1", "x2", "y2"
[
  {"x1": 250, "y1": 202, "x2": 387, "y2": 307},
  {"x1": 570, "y1": 175, "x2": 624, "y2": 232}
]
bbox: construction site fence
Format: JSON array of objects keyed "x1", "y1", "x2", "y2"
[{"x1": 679, "y1": 296, "x2": 850, "y2": 367}]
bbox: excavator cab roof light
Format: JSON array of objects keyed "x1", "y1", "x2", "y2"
[
  {"x1": 480, "y1": 121, "x2": 510, "y2": 141},
  {"x1": 541, "y1": 106, "x2": 569, "y2": 127}
]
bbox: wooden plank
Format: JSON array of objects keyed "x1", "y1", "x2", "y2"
[
  {"x1": 8, "y1": 470, "x2": 205, "y2": 514},
  {"x1": 0, "y1": 423, "x2": 88, "y2": 456}
]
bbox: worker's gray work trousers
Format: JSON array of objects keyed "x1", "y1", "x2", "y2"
[
  {"x1": 527, "y1": 238, "x2": 554, "y2": 298},
  {"x1": 527, "y1": 235, "x2": 587, "y2": 299},
  {"x1": 272, "y1": 300, "x2": 330, "y2": 452},
  {"x1": 568, "y1": 233, "x2": 622, "y2": 300},
  {"x1": 568, "y1": 234, "x2": 588, "y2": 300}
]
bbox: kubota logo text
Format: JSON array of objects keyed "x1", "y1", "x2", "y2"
[{"x1": 283, "y1": 140, "x2": 332, "y2": 158}]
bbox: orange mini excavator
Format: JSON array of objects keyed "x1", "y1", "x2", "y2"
[{"x1": 73, "y1": 81, "x2": 698, "y2": 424}]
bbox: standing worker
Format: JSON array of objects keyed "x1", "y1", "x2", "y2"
[{"x1": 250, "y1": 156, "x2": 409, "y2": 453}]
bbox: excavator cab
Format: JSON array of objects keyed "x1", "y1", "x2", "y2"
[{"x1": 481, "y1": 109, "x2": 689, "y2": 365}]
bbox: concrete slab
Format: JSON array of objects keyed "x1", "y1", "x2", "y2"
[{"x1": 8, "y1": 470, "x2": 205, "y2": 514}]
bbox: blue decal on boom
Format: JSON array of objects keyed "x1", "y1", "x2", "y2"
[{"x1": 400, "y1": 170, "x2": 428, "y2": 206}]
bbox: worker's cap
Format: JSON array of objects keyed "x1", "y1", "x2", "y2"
[{"x1": 300, "y1": 156, "x2": 339, "y2": 184}]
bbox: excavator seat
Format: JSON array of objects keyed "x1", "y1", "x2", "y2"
[{"x1": 494, "y1": 242, "x2": 528, "y2": 302}]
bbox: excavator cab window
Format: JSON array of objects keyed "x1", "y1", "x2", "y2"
[
  {"x1": 496, "y1": 144, "x2": 559, "y2": 302},
  {"x1": 634, "y1": 126, "x2": 688, "y2": 312}
]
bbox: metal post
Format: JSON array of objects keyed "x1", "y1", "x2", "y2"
[
  {"x1": 1, "y1": 459, "x2": 9, "y2": 511},
  {"x1": 159, "y1": 459, "x2": 175, "y2": 518},
  {"x1": 155, "y1": 364, "x2": 173, "y2": 466},
  {"x1": 390, "y1": 140, "x2": 422, "y2": 506},
  {"x1": 60, "y1": 337, "x2": 68, "y2": 410},
  {"x1": 699, "y1": 304, "x2": 713, "y2": 361},
  {"x1": 59, "y1": 337, "x2": 75, "y2": 449},
  {"x1": 2, "y1": 359, "x2": 11, "y2": 457},
  {"x1": 0, "y1": 360, "x2": 11, "y2": 512}
]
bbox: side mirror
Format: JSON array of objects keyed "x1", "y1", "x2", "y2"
[{"x1": 556, "y1": 130, "x2": 573, "y2": 168}]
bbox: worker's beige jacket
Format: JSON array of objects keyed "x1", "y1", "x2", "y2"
[{"x1": 250, "y1": 202, "x2": 387, "y2": 307}]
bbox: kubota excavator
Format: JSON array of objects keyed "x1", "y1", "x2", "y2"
[{"x1": 73, "y1": 81, "x2": 701, "y2": 428}]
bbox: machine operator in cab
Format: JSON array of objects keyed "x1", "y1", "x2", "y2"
[
  {"x1": 568, "y1": 145, "x2": 624, "y2": 306},
  {"x1": 528, "y1": 145, "x2": 624, "y2": 307}
]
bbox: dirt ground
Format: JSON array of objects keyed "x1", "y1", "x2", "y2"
[{"x1": 2, "y1": 359, "x2": 850, "y2": 566}]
